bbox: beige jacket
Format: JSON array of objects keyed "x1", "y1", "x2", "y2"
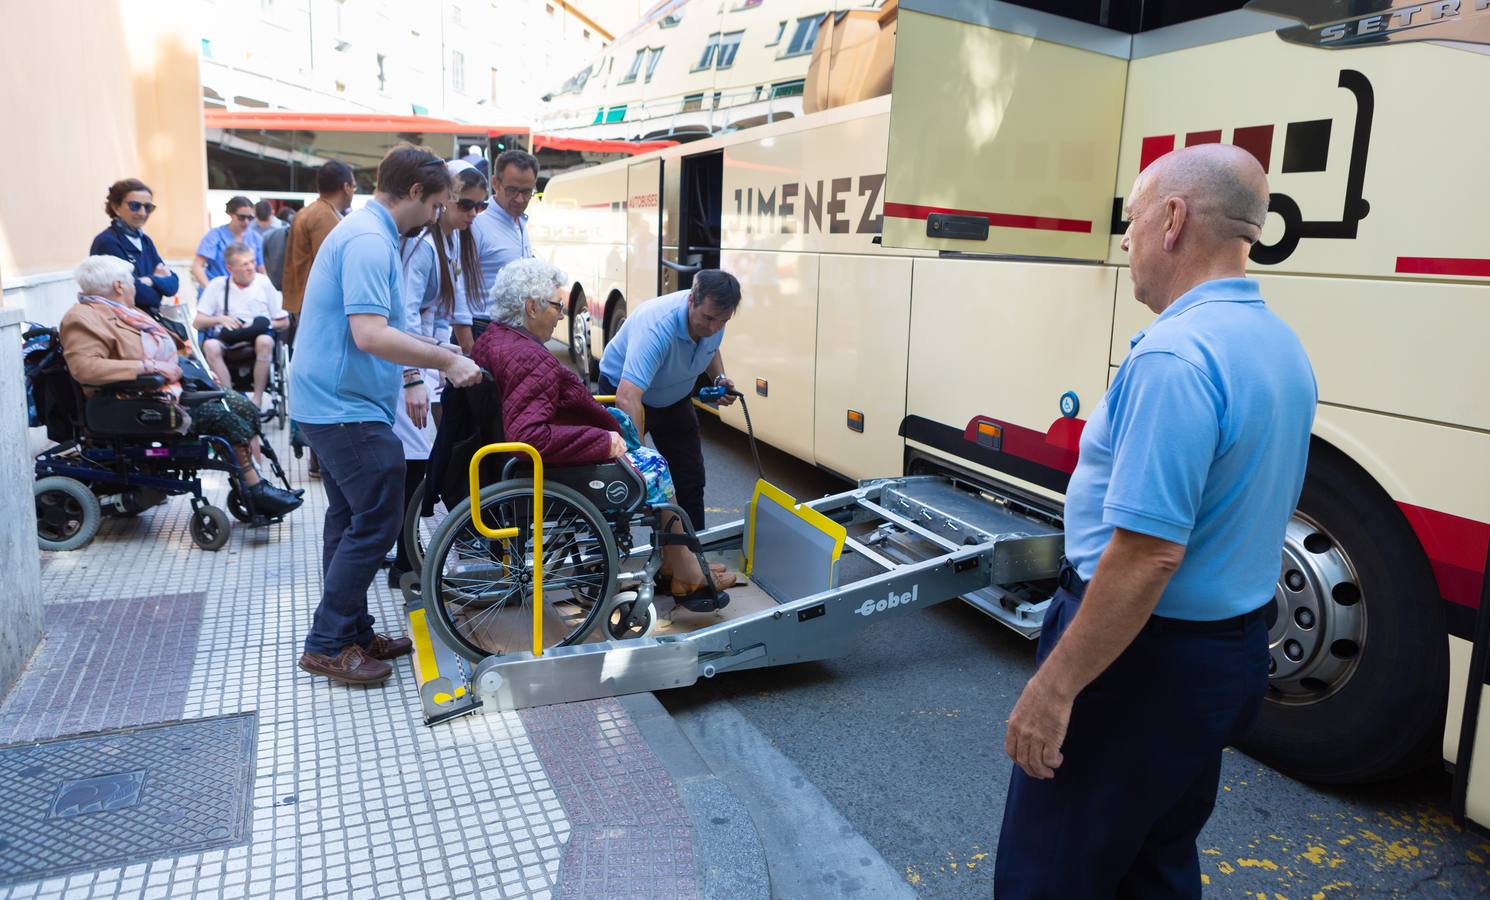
[{"x1": 59, "y1": 302, "x2": 185, "y2": 394}]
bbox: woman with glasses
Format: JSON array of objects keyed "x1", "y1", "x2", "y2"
[
  {"x1": 471, "y1": 258, "x2": 737, "y2": 610},
  {"x1": 89, "y1": 178, "x2": 180, "y2": 314},
  {"x1": 191, "y1": 195, "x2": 265, "y2": 291}
]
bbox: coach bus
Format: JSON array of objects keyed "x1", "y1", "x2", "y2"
[{"x1": 531, "y1": 0, "x2": 1490, "y2": 819}]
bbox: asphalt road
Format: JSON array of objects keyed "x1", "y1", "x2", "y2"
[{"x1": 655, "y1": 407, "x2": 1490, "y2": 899}]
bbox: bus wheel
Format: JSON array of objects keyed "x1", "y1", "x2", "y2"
[
  {"x1": 1239, "y1": 448, "x2": 1447, "y2": 784},
  {"x1": 568, "y1": 291, "x2": 592, "y2": 379},
  {"x1": 606, "y1": 299, "x2": 627, "y2": 345}
]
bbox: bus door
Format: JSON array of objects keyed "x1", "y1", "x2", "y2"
[
  {"x1": 661, "y1": 151, "x2": 724, "y2": 295},
  {"x1": 883, "y1": 2, "x2": 1129, "y2": 502},
  {"x1": 625, "y1": 159, "x2": 663, "y2": 317}
]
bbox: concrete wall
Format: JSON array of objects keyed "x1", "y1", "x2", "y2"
[
  {"x1": 0, "y1": 0, "x2": 206, "y2": 695},
  {"x1": 0, "y1": 308, "x2": 43, "y2": 699},
  {"x1": 0, "y1": 0, "x2": 207, "y2": 314}
]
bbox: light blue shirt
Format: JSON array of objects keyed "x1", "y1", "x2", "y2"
[
  {"x1": 599, "y1": 290, "x2": 725, "y2": 407},
  {"x1": 289, "y1": 202, "x2": 404, "y2": 426},
  {"x1": 399, "y1": 235, "x2": 441, "y2": 334},
  {"x1": 467, "y1": 204, "x2": 532, "y2": 319},
  {"x1": 195, "y1": 225, "x2": 264, "y2": 280},
  {"x1": 1062, "y1": 278, "x2": 1317, "y2": 620}
]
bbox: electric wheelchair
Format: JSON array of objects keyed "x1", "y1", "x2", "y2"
[
  {"x1": 408, "y1": 377, "x2": 730, "y2": 664},
  {"x1": 26, "y1": 324, "x2": 297, "y2": 552}
]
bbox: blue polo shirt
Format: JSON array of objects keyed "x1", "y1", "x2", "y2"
[
  {"x1": 1062, "y1": 277, "x2": 1316, "y2": 620},
  {"x1": 195, "y1": 224, "x2": 264, "y2": 280},
  {"x1": 599, "y1": 290, "x2": 725, "y2": 407},
  {"x1": 289, "y1": 202, "x2": 404, "y2": 426},
  {"x1": 466, "y1": 204, "x2": 532, "y2": 321}
]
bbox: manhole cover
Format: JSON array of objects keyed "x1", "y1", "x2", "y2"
[{"x1": 0, "y1": 712, "x2": 256, "y2": 886}]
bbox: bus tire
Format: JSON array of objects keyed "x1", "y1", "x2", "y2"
[
  {"x1": 605, "y1": 297, "x2": 627, "y2": 345},
  {"x1": 1239, "y1": 446, "x2": 1447, "y2": 784}
]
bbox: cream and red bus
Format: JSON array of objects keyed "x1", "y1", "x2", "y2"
[{"x1": 532, "y1": 0, "x2": 1490, "y2": 817}]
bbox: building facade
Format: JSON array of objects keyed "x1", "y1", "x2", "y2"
[
  {"x1": 537, "y1": 0, "x2": 895, "y2": 141},
  {"x1": 199, "y1": 0, "x2": 616, "y2": 124}
]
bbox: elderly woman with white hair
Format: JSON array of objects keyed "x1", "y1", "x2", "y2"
[
  {"x1": 470, "y1": 257, "x2": 736, "y2": 609},
  {"x1": 59, "y1": 255, "x2": 302, "y2": 517}
]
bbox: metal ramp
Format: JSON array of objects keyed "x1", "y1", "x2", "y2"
[{"x1": 402, "y1": 475, "x2": 1063, "y2": 720}]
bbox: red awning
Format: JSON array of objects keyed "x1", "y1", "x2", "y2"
[
  {"x1": 203, "y1": 109, "x2": 529, "y2": 136},
  {"x1": 531, "y1": 134, "x2": 678, "y2": 155}
]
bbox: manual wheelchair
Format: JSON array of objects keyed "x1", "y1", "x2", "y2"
[
  {"x1": 26, "y1": 324, "x2": 297, "y2": 552},
  {"x1": 408, "y1": 378, "x2": 730, "y2": 664},
  {"x1": 202, "y1": 326, "x2": 289, "y2": 430}
]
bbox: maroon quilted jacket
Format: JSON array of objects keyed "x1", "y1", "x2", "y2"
[{"x1": 471, "y1": 323, "x2": 619, "y2": 466}]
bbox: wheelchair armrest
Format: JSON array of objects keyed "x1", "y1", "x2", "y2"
[
  {"x1": 99, "y1": 374, "x2": 167, "y2": 392},
  {"x1": 179, "y1": 390, "x2": 227, "y2": 407}
]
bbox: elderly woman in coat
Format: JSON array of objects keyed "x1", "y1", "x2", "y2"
[
  {"x1": 59, "y1": 255, "x2": 302, "y2": 517},
  {"x1": 470, "y1": 257, "x2": 734, "y2": 608}
]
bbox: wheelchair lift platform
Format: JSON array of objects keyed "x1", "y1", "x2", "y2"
[{"x1": 405, "y1": 475, "x2": 1063, "y2": 723}]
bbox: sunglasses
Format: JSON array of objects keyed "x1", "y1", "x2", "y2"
[
  {"x1": 500, "y1": 185, "x2": 535, "y2": 200},
  {"x1": 233, "y1": 212, "x2": 254, "y2": 222},
  {"x1": 454, "y1": 198, "x2": 490, "y2": 213},
  {"x1": 125, "y1": 200, "x2": 157, "y2": 214},
  {"x1": 544, "y1": 300, "x2": 565, "y2": 316}
]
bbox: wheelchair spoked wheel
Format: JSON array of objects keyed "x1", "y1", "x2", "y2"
[
  {"x1": 422, "y1": 480, "x2": 618, "y2": 663},
  {"x1": 225, "y1": 488, "x2": 252, "y2": 523},
  {"x1": 402, "y1": 481, "x2": 449, "y2": 576},
  {"x1": 34, "y1": 476, "x2": 103, "y2": 551}
]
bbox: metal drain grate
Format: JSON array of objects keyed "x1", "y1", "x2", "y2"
[{"x1": 0, "y1": 712, "x2": 257, "y2": 886}]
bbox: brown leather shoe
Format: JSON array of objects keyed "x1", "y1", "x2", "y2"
[
  {"x1": 366, "y1": 633, "x2": 412, "y2": 661},
  {"x1": 298, "y1": 644, "x2": 391, "y2": 685}
]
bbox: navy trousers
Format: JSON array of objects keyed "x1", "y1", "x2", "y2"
[
  {"x1": 301, "y1": 421, "x2": 405, "y2": 656},
  {"x1": 994, "y1": 588, "x2": 1269, "y2": 898}
]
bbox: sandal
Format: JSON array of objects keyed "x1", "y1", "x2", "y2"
[{"x1": 671, "y1": 582, "x2": 732, "y2": 613}]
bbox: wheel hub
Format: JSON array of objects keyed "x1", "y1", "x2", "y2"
[{"x1": 1267, "y1": 513, "x2": 1365, "y2": 704}]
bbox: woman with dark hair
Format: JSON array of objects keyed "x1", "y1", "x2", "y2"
[
  {"x1": 192, "y1": 195, "x2": 265, "y2": 290},
  {"x1": 387, "y1": 160, "x2": 488, "y2": 586},
  {"x1": 433, "y1": 163, "x2": 490, "y2": 353},
  {"x1": 89, "y1": 178, "x2": 179, "y2": 314}
]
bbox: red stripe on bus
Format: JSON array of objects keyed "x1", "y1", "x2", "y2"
[
  {"x1": 884, "y1": 203, "x2": 1092, "y2": 235},
  {"x1": 1140, "y1": 135, "x2": 1175, "y2": 171},
  {"x1": 1395, "y1": 257, "x2": 1490, "y2": 277},
  {"x1": 963, "y1": 416, "x2": 1085, "y2": 474},
  {"x1": 1399, "y1": 503, "x2": 1490, "y2": 609}
]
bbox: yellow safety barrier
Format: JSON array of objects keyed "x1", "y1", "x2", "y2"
[
  {"x1": 468, "y1": 442, "x2": 546, "y2": 656},
  {"x1": 591, "y1": 395, "x2": 616, "y2": 404}
]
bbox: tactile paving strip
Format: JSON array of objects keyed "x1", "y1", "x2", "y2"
[{"x1": 0, "y1": 712, "x2": 256, "y2": 886}]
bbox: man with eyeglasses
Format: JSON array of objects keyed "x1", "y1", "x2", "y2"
[
  {"x1": 469, "y1": 149, "x2": 539, "y2": 317},
  {"x1": 192, "y1": 195, "x2": 266, "y2": 291}
]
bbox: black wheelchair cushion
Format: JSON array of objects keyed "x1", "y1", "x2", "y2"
[{"x1": 84, "y1": 393, "x2": 190, "y2": 437}]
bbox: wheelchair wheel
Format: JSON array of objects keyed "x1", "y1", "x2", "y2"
[
  {"x1": 403, "y1": 480, "x2": 437, "y2": 574},
  {"x1": 34, "y1": 476, "x2": 102, "y2": 551},
  {"x1": 190, "y1": 504, "x2": 231, "y2": 551},
  {"x1": 226, "y1": 488, "x2": 252, "y2": 523},
  {"x1": 422, "y1": 479, "x2": 618, "y2": 663}
]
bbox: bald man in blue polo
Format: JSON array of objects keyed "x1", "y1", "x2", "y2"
[{"x1": 995, "y1": 144, "x2": 1317, "y2": 898}]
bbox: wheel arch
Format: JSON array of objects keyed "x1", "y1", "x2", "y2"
[{"x1": 1306, "y1": 429, "x2": 1436, "y2": 583}]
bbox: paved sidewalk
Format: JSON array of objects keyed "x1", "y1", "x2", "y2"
[{"x1": 0, "y1": 428, "x2": 765, "y2": 899}]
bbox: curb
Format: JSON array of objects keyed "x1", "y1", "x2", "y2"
[{"x1": 618, "y1": 692, "x2": 771, "y2": 900}]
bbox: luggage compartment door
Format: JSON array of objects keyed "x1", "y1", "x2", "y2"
[{"x1": 882, "y1": 2, "x2": 1129, "y2": 260}]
